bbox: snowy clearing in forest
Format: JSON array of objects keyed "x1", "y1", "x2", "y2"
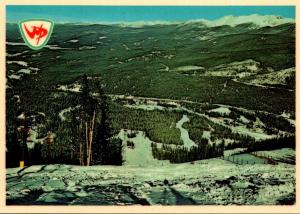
[
  {"x1": 208, "y1": 107, "x2": 231, "y2": 116},
  {"x1": 230, "y1": 125, "x2": 275, "y2": 141},
  {"x1": 124, "y1": 104, "x2": 165, "y2": 111},
  {"x1": 117, "y1": 129, "x2": 170, "y2": 166},
  {"x1": 117, "y1": 96, "x2": 284, "y2": 141},
  {"x1": 176, "y1": 115, "x2": 196, "y2": 149}
]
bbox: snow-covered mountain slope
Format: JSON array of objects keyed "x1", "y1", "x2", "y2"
[
  {"x1": 114, "y1": 14, "x2": 294, "y2": 28},
  {"x1": 188, "y1": 14, "x2": 294, "y2": 28}
]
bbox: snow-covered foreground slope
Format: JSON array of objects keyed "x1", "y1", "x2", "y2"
[{"x1": 6, "y1": 160, "x2": 294, "y2": 205}]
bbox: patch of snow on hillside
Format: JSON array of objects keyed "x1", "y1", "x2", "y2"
[
  {"x1": 17, "y1": 113, "x2": 25, "y2": 120},
  {"x1": 6, "y1": 50, "x2": 29, "y2": 57},
  {"x1": 239, "y1": 115, "x2": 250, "y2": 124},
  {"x1": 6, "y1": 42, "x2": 26, "y2": 46},
  {"x1": 253, "y1": 117, "x2": 266, "y2": 128},
  {"x1": 247, "y1": 67, "x2": 295, "y2": 86},
  {"x1": 68, "y1": 39, "x2": 79, "y2": 43},
  {"x1": 7, "y1": 61, "x2": 28, "y2": 67},
  {"x1": 230, "y1": 126, "x2": 275, "y2": 141},
  {"x1": 124, "y1": 104, "x2": 165, "y2": 111},
  {"x1": 79, "y1": 46, "x2": 96, "y2": 50},
  {"x1": 280, "y1": 111, "x2": 295, "y2": 126},
  {"x1": 173, "y1": 65, "x2": 205, "y2": 72},
  {"x1": 205, "y1": 60, "x2": 261, "y2": 77},
  {"x1": 57, "y1": 83, "x2": 82, "y2": 93},
  {"x1": 202, "y1": 131, "x2": 211, "y2": 140},
  {"x1": 45, "y1": 45, "x2": 70, "y2": 50},
  {"x1": 8, "y1": 74, "x2": 21, "y2": 80},
  {"x1": 208, "y1": 107, "x2": 231, "y2": 116},
  {"x1": 17, "y1": 69, "x2": 31, "y2": 74},
  {"x1": 59, "y1": 107, "x2": 73, "y2": 121},
  {"x1": 29, "y1": 67, "x2": 40, "y2": 71},
  {"x1": 214, "y1": 60, "x2": 260, "y2": 72}
]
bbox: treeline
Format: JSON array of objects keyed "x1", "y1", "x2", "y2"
[
  {"x1": 256, "y1": 111, "x2": 295, "y2": 133},
  {"x1": 151, "y1": 142, "x2": 224, "y2": 163},
  {"x1": 6, "y1": 75, "x2": 123, "y2": 167},
  {"x1": 246, "y1": 135, "x2": 295, "y2": 153},
  {"x1": 183, "y1": 114, "x2": 257, "y2": 150},
  {"x1": 205, "y1": 105, "x2": 295, "y2": 135},
  {"x1": 109, "y1": 103, "x2": 182, "y2": 145}
]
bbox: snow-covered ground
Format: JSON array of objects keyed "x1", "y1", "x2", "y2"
[
  {"x1": 68, "y1": 39, "x2": 79, "y2": 43},
  {"x1": 7, "y1": 60, "x2": 28, "y2": 67},
  {"x1": 79, "y1": 46, "x2": 96, "y2": 50},
  {"x1": 57, "y1": 83, "x2": 82, "y2": 93},
  {"x1": 6, "y1": 42, "x2": 71, "y2": 50},
  {"x1": 124, "y1": 104, "x2": 164, "y2": 111},
  {"x1": 6, "y1": 159, "x2": 295, "y2": 205},
  {"x1": 208, "y1": 107, "x2": 231, "y2": 116},
  {"x1": 8, "y1": 74, "x2": 21, "y2": 80},
  {"x1": 58, "y1": 107, "x2": 73, "y2": 121},
  {"x1": 114, "y1": 95, "x2": 293, "y2": 142},
  {"x1": 118, "y1": 129, "x2": 169, "y2": 167},
  {"x1": 6, "y1": 50, "x2": 29, "y2": 57},
  {"x1": 58, "y1": 106, "x2": 80, "y2": 121},
  {"x1": 245, "y1": 67, "x2": 295, "y2": 86},
  {"x1": 252, "y1": 148, "x2": 295, "y2": 164},
  {"x1": 17, "y1": 69, "x2": 31, "y2": 74},
  {"x1": 176, "y1": 115, "x2": 196, "y2": 149},
  {"x1": 204, "y1": 59, "x2": 261, "y2": 77},
  {"x1": 172, "y1": 65, "x2": 205, "y2": 72}
]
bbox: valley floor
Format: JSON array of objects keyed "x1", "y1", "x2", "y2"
[{"x1": 6, "y1": 159, "x2": 295, "y2": 205}]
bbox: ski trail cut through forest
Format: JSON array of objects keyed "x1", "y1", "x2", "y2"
[{"x1": 176, "y1": 115, "x2": 196, "y2": 149}]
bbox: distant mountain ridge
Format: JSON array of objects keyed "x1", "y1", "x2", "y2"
[
  {"x1": 183, "y1": 14, "x2": 294, "y2": 27},
  {"x1": 113, "y1": 14, "x2": 294, "y2": 28},
  {"x1": 6, "y1": 14, "x2": 294, "y2": 29}
]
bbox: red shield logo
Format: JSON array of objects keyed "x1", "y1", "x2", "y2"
[{"x1": 19, "y1": 19, "x2": 54, "y2": 50}]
